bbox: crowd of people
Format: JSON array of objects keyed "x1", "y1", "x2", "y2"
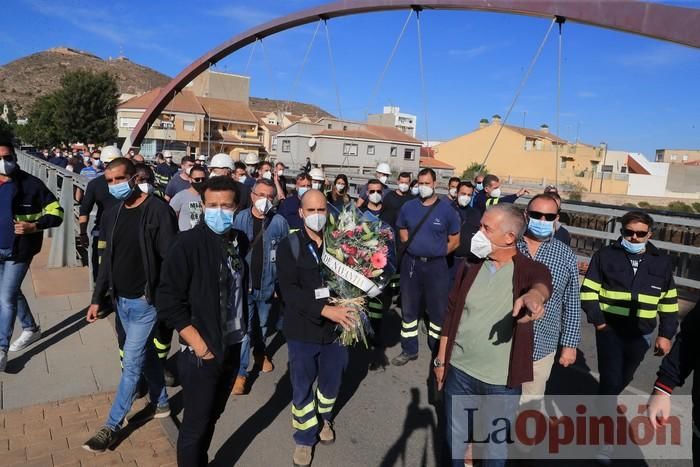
[{"x1": 0, "y1": 141, "x2": 697, "y2": 467}]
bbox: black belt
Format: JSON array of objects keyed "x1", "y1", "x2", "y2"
[{"x1": 409, "y1": 254, "x2": 443, "y2": 262}]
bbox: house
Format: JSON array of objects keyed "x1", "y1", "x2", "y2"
[
  {"x1": 419, "y1": 146, "x2": 455, "y2": 180},
  {"x1": 655, "y1": 148, "x2": 700, "y2": 165},
  {"x1": 367, "y1": 106, "x2": 417, "y2": 138},
  {"x1": 273, "y1": 117, "x2": 422, "y2": 175}
]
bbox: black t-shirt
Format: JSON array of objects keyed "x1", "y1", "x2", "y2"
[
  {"x1": 251, "y1": 216, "x2": 264, "y2": 290},
  {"x1": 382, "y1": 190, "x2": 414, "y2": 232},
  {"x1": 79, "y1": 175, "x2": 118, "y2": 230},
  {"x1": 112, "y1": 205, "x2": 146, "y2": 298}
]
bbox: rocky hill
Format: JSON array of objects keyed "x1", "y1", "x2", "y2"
[
  {"x1": 249, "y1": 97, "x2": 333, "y2": 119},
  {"x1": 0, "y1": 47, "x2": 171, "y2": 116}
]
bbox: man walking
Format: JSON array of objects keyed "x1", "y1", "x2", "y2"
[
  {"x1": 0, "y1": 143, "x2": 63, "y2": 370},
  {"x1": 231, "y1": 178, "x2": 289, "y2": 395},
  {"x1": 82, "y1": 157, "x2": 177, "y2": 452},
  {"x1": 277, "y1": 189, "x2": 357, "y2": 467},
  {"x1": 392, "y1": 168, "x2": 460, "y2": 366},
  {"x1": 158, "y1": 176, "x2": 248, "y2": 466},
  {"x1": 517, "y1": 194, "x2": 580, "y2": 400},
  {"x1": 169, "y1": 165, "x2": 206, "y2": 231}
]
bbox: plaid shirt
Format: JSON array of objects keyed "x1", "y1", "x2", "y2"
[{"x1": 517, "y1": 237, "x2": 581, "y2": 360}]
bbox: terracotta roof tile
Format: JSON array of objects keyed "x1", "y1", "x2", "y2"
[
  {"x1": 314, "y1": 124, "x2": 421, "y2": 144},
  {"x1": 119, "y1": 88, "x2": 204, "y2": 114},
  {"x1": 502, "y1": 124, "x2": 568, "y2": 145},
  {"x1": 420, "y1": 156, "x2": 454, "y2": 170},
  {"x1": 198, "y1": 97, "x2": 258, "y2": 123}
]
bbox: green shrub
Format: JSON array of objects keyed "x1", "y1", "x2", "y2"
[
  {"x1": 667, "y1": 201, "x2": 694, "y2": 214},
  {"x1": 568, "y1": 192, "x2": 582, "y2": 202},
  {"x1": 638, "y1": 201, "x2": 651, "y2": 209},
  {"x1": 693, "y1": 202, "x2": 700, "y2": 213}
]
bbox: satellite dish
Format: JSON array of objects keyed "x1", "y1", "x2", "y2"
[{"x1": 308, "y1": 137, "x2": 317, "y2": 150}]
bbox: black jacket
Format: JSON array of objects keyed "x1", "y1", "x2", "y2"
[
  {"x1": 79, "y1": 174, "x2": 118, "y2": 232},
  {"x1": 654, "y1": 301, "x2": 700, "y2": 422},
  {"x1": 581, "y1": 240, "x2": 679, "y2": 338},
  {"x1": 277, "y1": 229, "x2": 337, "y2": 344},
  {"x1": 92, "y1": 195, "x2": 178, "y2": 306},
  {"x1": 156, "y1": 224, "x2": 249, "y2": 360},
  {"x1": 8, "y1": 169, "x2": 64, "y2": 262}
]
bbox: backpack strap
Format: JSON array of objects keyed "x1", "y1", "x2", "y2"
[{"x1": 289, "y1": 231, "x2": 301, "y2": 262}]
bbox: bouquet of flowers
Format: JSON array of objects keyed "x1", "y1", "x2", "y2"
[{"x1": 322, "y1": 206, "x2": 396, "y2": 347}]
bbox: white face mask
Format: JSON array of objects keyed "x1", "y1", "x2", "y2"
[
  {"x1": 489, "y1": 188, "x2": 502, "y2": 198},
  {"x1": 368, "y1": 192, "x2": 382, "y2": 204},
  {"x1": 138, "y1": 183, "x2": 154, "y2": 194},
  {"x1": 470, "y1": 230, "x2": 493, "y2": 258},
  {"x1": 238, "y1": 174, "x2": 247, "y2": 184},
  {"x1": 410, "y1": 186, "x2": 420, "y2": 196},
  {"x1": 262, "y1": 171, "x2": 272, "y2": 180},
  {"x1": 277, "y1": 169, "x2": 284, "y2": 177},
  {"x1": 66, "y1": 165, "x2": 74, "y2": 172},
  {"x1": 378, "y1": 175, "x2": 388, "y2": 185},
  {"x1": 254, "y1": 197, "x2": 272, "y2": 214},
  {"x1": 458, "y1": 195, "x2": 471, "y2": 207},
  {"x1": 335, "y1": 183, "x2": 346, "y2": 193},
  {"x1": 304, "y1": 213, "x2": 327, "y2": 232},
  {"x1": 418, "y1": 185, "x2": 434, "y2": 199},
  {"x1": 312, "y1": 181, "x2": 322, "y2": 190},
  {"x1": 449, "y1": 188, "x2": 458, "y2": 198},
  {"x1": 398, "y1": 183, "x2": 409, "y2": 193}
]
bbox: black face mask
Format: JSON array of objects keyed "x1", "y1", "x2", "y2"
[{"x1": 191, "y1": 182, "x2": 204, "y2": 193}]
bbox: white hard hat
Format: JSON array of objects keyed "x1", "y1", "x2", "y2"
[
  {"x1": 376, "y1": 162, "x2": 392, "y2": 175},
  {"x1": 309, "y1": 167, "x2": 324, "y2": 181},
  {"x1": 244, "y1": 153, "x2": 260, "y2": 165},
  {"x1": 163, "y1": 150, "x2": 173, "y2": 159},
  {"x1": 198, "y1": 154, "x2": 207, "y2": 161},
  {"x1": 101, "y1": 146, "x2": 122, "y2": 163},
  {"x1": 210, "y1": 153, "x2": 233, "y2": 170}
]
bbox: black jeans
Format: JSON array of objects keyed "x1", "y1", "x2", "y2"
[
  {"x1": 595, "y1": 327, "x2": 651, "y2": 396},
  {"x1": 177, "y1": 344, "x2": 241, "y2": 467}
]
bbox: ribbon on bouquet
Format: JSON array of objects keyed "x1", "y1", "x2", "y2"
[{"x1": 322, "y1": 249, "x2": 382, "y2": 298}]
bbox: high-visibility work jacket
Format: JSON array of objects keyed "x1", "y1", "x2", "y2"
[
  {"x1": 580, "y1": 239, "x2": 679, "y2": 338},
  {"x1": 8, "y1": 169, "x2": 64, "y2": 261}
]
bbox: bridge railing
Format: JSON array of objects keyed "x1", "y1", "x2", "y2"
[{"x1": 16, "y1": 150, "x2": 91, "y2": 269}]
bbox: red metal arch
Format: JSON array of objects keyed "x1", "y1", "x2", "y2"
[{"x1": 124, "y1": 0, "x2": 700, "y2": 151}]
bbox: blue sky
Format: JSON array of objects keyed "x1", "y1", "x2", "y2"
[{"x1": 3, "y1": 0, "x2": 700, "y2": 159}]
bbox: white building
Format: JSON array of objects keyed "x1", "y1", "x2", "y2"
[{"x1": 367, "y1": 106, "x2": 417, "y2": 138}]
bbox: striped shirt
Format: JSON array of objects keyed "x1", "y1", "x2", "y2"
[{"x1": 517, "y1": 237, "x2": 581, "y2": 360}]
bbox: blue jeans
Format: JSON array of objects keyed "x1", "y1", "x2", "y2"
[
  {"x1": 106, "y1": 297, "x2": 168, "y2": 430},
  {"x1": 0, "y1": 249, "x2": 38, "y2": 352},
  {"x1": 238, "y1": 288, "x2": 273, "y2": 377},
  {"x1": 444, "y1": 365, "x2": 521, "y2": 467}
]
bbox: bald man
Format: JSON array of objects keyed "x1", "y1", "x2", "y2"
[{"x1": 277, "y1": 189, "x2": 356, "y2": 467}]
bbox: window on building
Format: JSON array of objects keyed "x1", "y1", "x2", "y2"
[
  {"x1": 602, "y1": 165, "x2": 614, "y2": 173},
  {"x1": 238, "y1": 129, "x2": 248, "y2": 139},
  {"x1": 390, "y1": 146, "x2": 397, "y2": 157},
  {"x1": 524, "y1": 139, "x2": 534, "y2": 151},
  {"x1": 367, "y1": 145, "x2": 375, "y2": 155},
  {"x1": 621, "y1": 166, "x2": 628, "y2": 173},
  {"x1": 683, "y1": 155, "x2": 689, "y2": 161},
  {"x1": 343, "y1": 143, "x2": 358, "y2": 156},
  {"x1": 183, "y1": 120, "x2": 195, "y2": 132},
  {"x1": 534, "y1": 140, "x2": 544, "y2": 150},
  {"x1": 268, "y1": 119, "x2": 275, "y2": 125},
  {"x1": 220, "y1": 124, "x2": 228, "y2": 132},
  {"x1": 343, "y1": 125, "x2": 348, "y2": 131},
  {"x1": 404, "y1": 149, "x2": 415, "y2": 160},
  {"x1": 327, "y1": 123, "x2": 332, "y2": 129},
  {"x1": 119, "y1": 117, "x2": 139, "y2": 129},
  {"x1": 282, "y1": 140, "x2": 291, "y2": 152},
  {"x1": 271, "y1": 136, "x2": 277, "y2": 151},
  {"x1": 560, "y1": 158, "x2": 567, "y2": 169},
  {"x1": 671, "y1": 154, "x2": 678, "y2": 161}
]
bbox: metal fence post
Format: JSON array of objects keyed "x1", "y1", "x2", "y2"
[{"x1": 48, "y1": 173, "x2": 80, "y2": 268}]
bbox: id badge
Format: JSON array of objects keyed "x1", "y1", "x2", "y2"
[
  {"x1": 315, "y1": 287, "x2": 330, "y2": 300},
  {"x1": 270, "y1": 249, "x2": 277, "y2": 262}
]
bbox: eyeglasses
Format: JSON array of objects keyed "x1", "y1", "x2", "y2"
[
  {"x1": 253, "y1": 192, "x2": 275, "y2": 200},
  {"x1": 191, "y1": 177, "x2": 206, "y2": 183},
  {"x1": 528, "y1": 210, "x2": 557, "y2": 222},
  {"x1": 368, "y1": 190, "x2": 382, "y2": 194},
  {"x1": 621, "y1": 228, "x2": 649, "y2": 238}
]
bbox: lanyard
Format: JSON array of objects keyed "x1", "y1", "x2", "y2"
[{"x1": 307, "y1": 243, "x2": 320, "y2": 264}]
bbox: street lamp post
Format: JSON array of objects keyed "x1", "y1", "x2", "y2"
[{"x1": 598, "y1": 142, "x2": 608, "y2": 193}]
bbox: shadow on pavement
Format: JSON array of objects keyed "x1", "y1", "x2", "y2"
[
  {"x1": 210, "y1": 369, "x2": 293, "y2": 466},
  {"x1": 5, "y1": 307, "x2": 89, "y2": 373}
]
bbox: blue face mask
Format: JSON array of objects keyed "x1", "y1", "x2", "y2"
[
  {"x1": 621, "y1": 238, "x2": 646, "y2": 254},
  {"x1": 528, "y1": 218, "x2": 554, "y2": 239},
  {"x1": 476, "y1": 183, "x2": 483, "y2": 191},
  {"x1": 204, "y1": 208, "x2": 234, "y2": 234},
  {"x1": 297, "y1": 187, "x2": 309, "y2": 198},
  {"x1": 108, "y1": 180, "x2": 133, "y2": 200}
]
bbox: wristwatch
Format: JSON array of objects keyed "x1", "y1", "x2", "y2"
[{"x1": 433, "y1": 357, "x2": 444, "y2": 368}]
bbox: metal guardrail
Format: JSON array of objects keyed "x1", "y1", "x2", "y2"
[{"x1": 16, "y1": 150, "x2": 91, "y2": 269}]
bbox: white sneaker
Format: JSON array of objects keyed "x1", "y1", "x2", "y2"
[
  {"x1": 0, "y1": 350, "x2": 7, "y2": 372},
  {"x1": 9, "y1": 329, "x2": 41, "y2": 352}
]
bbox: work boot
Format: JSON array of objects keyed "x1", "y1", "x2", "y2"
[
  {"x1": 293, "y1": 445, "x2": 313, "y2": 467},
  {"x1": 232, "y1": 375, "x2": 246, "y2": 395},
  {"x1": 254, "y1": 353, "x2": 274, "y2": 373},
  {"x1": 391, "y1": 351, "x2": 418, "y2": 366},
  {"x1": 319, "y1": 420, "x2": 335, "y2": 445}
]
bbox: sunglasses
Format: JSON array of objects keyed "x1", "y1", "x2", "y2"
[
  {"x1": 621, "y1": 228, "x2": 649, "y2": 238},
  {"x1": 528, "y1": 210, "x2": 557, "y2": 222},
  {"x1": 368, "y1": 190, "x2": 383, "y2": 194},
  {"x1": 191, "y1": 177, "x2": 206, "y2": 183}
]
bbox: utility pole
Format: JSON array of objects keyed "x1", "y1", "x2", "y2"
[{"x1": 598, "y1": 142, "x2": 608, "y2": 193}]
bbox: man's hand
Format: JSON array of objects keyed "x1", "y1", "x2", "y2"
[
  {"x1": 516, "y1": 188, "x2": 530, "y2": 197},
  {"x1": 647, "y1": 390, "x2": 672, "y2": 429},
  {"x1": 513, "y1": 290, "x2": 545, "y2": 323},
  {"x1": 654, "y1": 336, "x2": 672, "y2": 356},
  {"x1": 14, "y1": 221, "x2": 38, "y2": 235},
  {"x1": 559, "y1": 347, "x2": 577, "y2": 367},
  {"x1": 86, "y1": 304, "x2": 100, "y2": 323},
  {"x1": 321, "y1": 305, "x2": 358, "y2": 331},
  {"x1": 595, "y1": 323, "x2": 608, "y2": 331},
  {"x1": 434, "y1": 357, "x2": 446, "y2": 391}
]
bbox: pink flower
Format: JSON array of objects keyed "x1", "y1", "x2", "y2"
[
  {"x1": 341, "y1": 244, "x2": 357, "y2": 256},
  {"x1": 370, "y1": 252, "x2": 387, "y2": 269}
]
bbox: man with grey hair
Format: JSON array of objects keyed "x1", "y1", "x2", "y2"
[
  {"x1": 434, "y1": 203, "x2": 553, "y2": 467},
  {"x1": 231, "y1": 177, "x2": 289, "y2": 395}
]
